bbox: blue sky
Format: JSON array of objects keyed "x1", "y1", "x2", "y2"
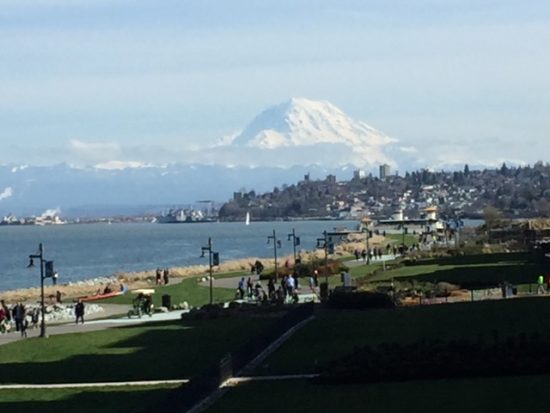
[{"x1": 1, "y1": 0, "x2": 549, "y2": 169}]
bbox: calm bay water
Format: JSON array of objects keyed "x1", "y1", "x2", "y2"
[{"x1": 0, "y1": 221, "x2": 358, "y2": 292}]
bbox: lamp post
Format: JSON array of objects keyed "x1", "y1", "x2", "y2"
[
  {"x1": 287, "y1": 228, "x2": 300, "y2": 264},
  {"x1": 363, "y1": 228, "x2": 372, "y2": 265},
  {"x1": 201, "y1": 237, "x2": 219, "y2": 305},
  {"x1": 267, "y1": 230, "x2": 281, "y2": 281},
  {"x1": 316, "y1": 231, "x2": 333, "y2": 284},
  {"x1": 27, "y1": 243, "x2": 57, "y2": 338}
]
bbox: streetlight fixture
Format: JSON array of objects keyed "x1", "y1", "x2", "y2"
[
  {"x1": 287, "y1": 228, "x2": 300, "y2": 264},
  {"x1": 316, "y1": 231, "x2": 334, "y2": 284},
  {"x1": 201, "y1": 237, "x2": 219, "y2": 305},
  {"x1": 27, "y1": 243, "x2": 57, "y2": 338},
  {"x1": 267, "y1": 230, "x2": 281, "y2": 281}
]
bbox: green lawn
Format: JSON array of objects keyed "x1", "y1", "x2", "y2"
[
  {"x1": 0, "y1": 316, "x2": 275, "y2": 384},
  {"x1": 385, "y1": 233, "x2": 418, "y2": 247},
  {"x1": 367, "y1": 252, "x2": 546, "y2": 288},
  {"x1": 261, "y1": 297, "x2": 550, "y2": 375},
  {"x1": 205, "y1": 376, "x2": 550, "y2": 413},
  {"x1": 102, "y1": 276, "x2": 237, "y2": 308},
  {"x1": 0, "y1": 385, "x2": 179, "y2": 413}
]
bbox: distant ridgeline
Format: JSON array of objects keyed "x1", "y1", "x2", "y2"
[{"x1": 218, "y1": 162, "x2": 550, "y2": 221}]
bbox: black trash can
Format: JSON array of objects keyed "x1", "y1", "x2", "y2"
[{"x1": 162, "y1": 294, "x2": 171, "y2": 309}]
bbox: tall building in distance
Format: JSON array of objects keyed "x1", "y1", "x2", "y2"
[
  {"x1": 353, "y1": 169, "x2": 366, "y2": 180},
  {"x1": 379, "y1": 164, "x2": 391, "y2": 180}
]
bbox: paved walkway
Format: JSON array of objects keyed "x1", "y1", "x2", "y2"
[
  {"x1": 344, "y1": 253, "x2": 397, "y2": 268},
  {"x1": 0, "y1": 305, "x2": 188, "y2": 346},
  {"x1": 223, "y1": 374, "x2": 319, "y2": 387},
  {"x1": 205, "y1": 255, "x2": 397, "y2": 291},
  {"x1": 0, "y1": 379, "x2": 189, "y2": 389},
  {"x1": 188, "y1": 314, "x2": 316, "y2": 413}
]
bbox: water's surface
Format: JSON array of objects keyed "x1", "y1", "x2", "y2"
[{"x1": 0, "y1": 221, "x2": 358, "y2": 292}]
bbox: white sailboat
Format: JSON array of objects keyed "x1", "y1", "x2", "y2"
[{"x1": 245, "y1": 211, "x2": 250, "y2": 226}]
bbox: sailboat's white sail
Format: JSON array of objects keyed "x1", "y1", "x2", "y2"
[{"x1": 245, "y1": 212, "x2": 250, "y2": 226}]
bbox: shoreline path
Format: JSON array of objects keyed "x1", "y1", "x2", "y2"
[
  {"x1": 0, "y1": 254, "x2": 396, "y2": 346},
  {"x1": 0, "y1": 304, "x2": 188, "y2": 346}
]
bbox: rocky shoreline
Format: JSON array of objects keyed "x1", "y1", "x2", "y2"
[{"x1": 0, "y1": 235, "x2": 374, "y2": 305}]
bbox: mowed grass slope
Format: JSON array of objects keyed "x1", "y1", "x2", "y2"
[
  {"x1": 0, "y1": 316, "x2": 275, "y2": 384},
  {"x1": 261, "y1": 297, "x2": 550, "y2": 375},
  {"x1": 102, "y1": 276, "x2": 237, "y2": 308},
  {"x1": 0, "y1": 385, "x2": 179, "y2": 413},
  {"x1": 205, "y1": 375, "x2": 550, "y2": 413},
  {"x1": 368, "y1": 252, "x2": 546, "y2": 287}
]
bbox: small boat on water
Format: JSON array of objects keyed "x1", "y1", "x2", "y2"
[{"x1": 245, "y1": 211, "x2": 250, "y2": 226}]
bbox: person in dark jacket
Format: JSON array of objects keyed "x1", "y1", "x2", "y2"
[
  {"x1": 75, "y1": 299, "x2": 85, "y2": 324},
  {"x1": 13, "y1": 301, "x2": 25, "y2": 332}
]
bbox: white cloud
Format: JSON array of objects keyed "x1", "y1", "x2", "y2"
[
  {"x1": 11, "y1": 165, "x2": 28, "y2": 173},
  {"x1": 69, "y1": 139, "x2": 121, "y2": 164},
  {"x1": 39, "y1": 208, "x2": 60, "y2": 217},
  {"x1": 214, "y1": 131, "x2": 241, "y2": 147},
  {"x1": 0, "y1": 187, "x2": 13, "y2": 201},
  {"x1": 399, "y1": 146, "x2": 418, "y2": 154},
  {"x1": 70, "y1": 139, "x2": 119, "y2": 152},
  {"x1": 94, "y1": 160, "x2": 150, "y2": 170}
]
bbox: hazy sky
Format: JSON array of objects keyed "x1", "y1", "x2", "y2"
[{"x1": 1, "y1": 0, "x2": 549, "y2": 169}]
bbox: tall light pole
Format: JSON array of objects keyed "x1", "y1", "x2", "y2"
[
  {"x1": 316, "y1": 231, "x2": 333, "y2": 284},
  {"x1": 287, "y1": 228, "x2": 300, "y2": 264},
  {"x1": 27, "y1": 243, "x2": 57, "y2": 338},
  {"x1": 364, "y1": 228, "x2": 372, "y2": 265},
  {"x1": 201, "y1": 237, "x2": 219, "y2": 305},
  {"x1": 267, "y1": 230, "x2": 281, "y2": 281}
]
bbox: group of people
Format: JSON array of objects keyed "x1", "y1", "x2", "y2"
[
  {"x1": 0, "y1": 299, "x2": 39, "y2": 337},
  {"x1": 237, "y1": 272, "x2": 314, "y2": 305},
  {"x1": 155, "y1": 268, "x2": 170, "y2": 285},
  {"x1": 354, "y1": 248, "x2": 385, "y2": 262}
]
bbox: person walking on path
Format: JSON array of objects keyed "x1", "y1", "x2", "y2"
[
  {"x1": 0, "y1": 300, "x2": 11, "y2": 324},
  {"x1": 237, "y1": 277, "x2": 245, "y2": 300},
  {"x1": 13, "y1": 301, "x2": 25, "y2": 332},
  {"x1": 75, "y1": 299, "x2": 85, "y2": 324},
  {"x1": 20, "y1": 313, "x2": 28, "y2": 338},
  {"x1": 155, "y1": 268, "x2": 162, "y2": 285},
  {"x1": 267, "y1": 277, "x2": 275, "y2": 299},
  {"x1": 163, "y1": 268, "x2": 170, "y2": 285},
  {"x1": 537, "y1": 275, "x2": 545, "y2": 294}
]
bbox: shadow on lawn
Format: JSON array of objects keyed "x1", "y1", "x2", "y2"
[
  {"x1": 2, "y1": 318, "x2": 270, "y2": 384},
  {"x1": 406, "y1": 252, "x2": 532, "y2": 267},
  {"x1": 396, "y1": 262, "x2": 543, "y2": 288},
  {"x1": 0, "y1": 387, "x2": 174, "y2": 413}
]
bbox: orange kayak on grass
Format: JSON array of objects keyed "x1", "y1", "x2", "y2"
[{"x1": 78, "y1": 291, "x2": 123, "y2": 302}]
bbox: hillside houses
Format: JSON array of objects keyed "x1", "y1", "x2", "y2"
[{"x1": 218, "y1": 163, "x2": 550, "y2": 221}]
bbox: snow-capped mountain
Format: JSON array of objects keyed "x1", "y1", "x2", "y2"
[
  {"x1": 0, "y1": 98, "x2": 400, "y2": 215},
  {"x1": 227, "y1": 98, "x2": 396, "y2": 168}
]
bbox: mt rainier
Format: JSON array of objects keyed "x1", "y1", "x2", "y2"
[
  {"x1": 225, "y1": 98, "x2": 396, "y2": 168},
  {"x1": 0, "y1": 98, "x2": 401, "y2": 215}
]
